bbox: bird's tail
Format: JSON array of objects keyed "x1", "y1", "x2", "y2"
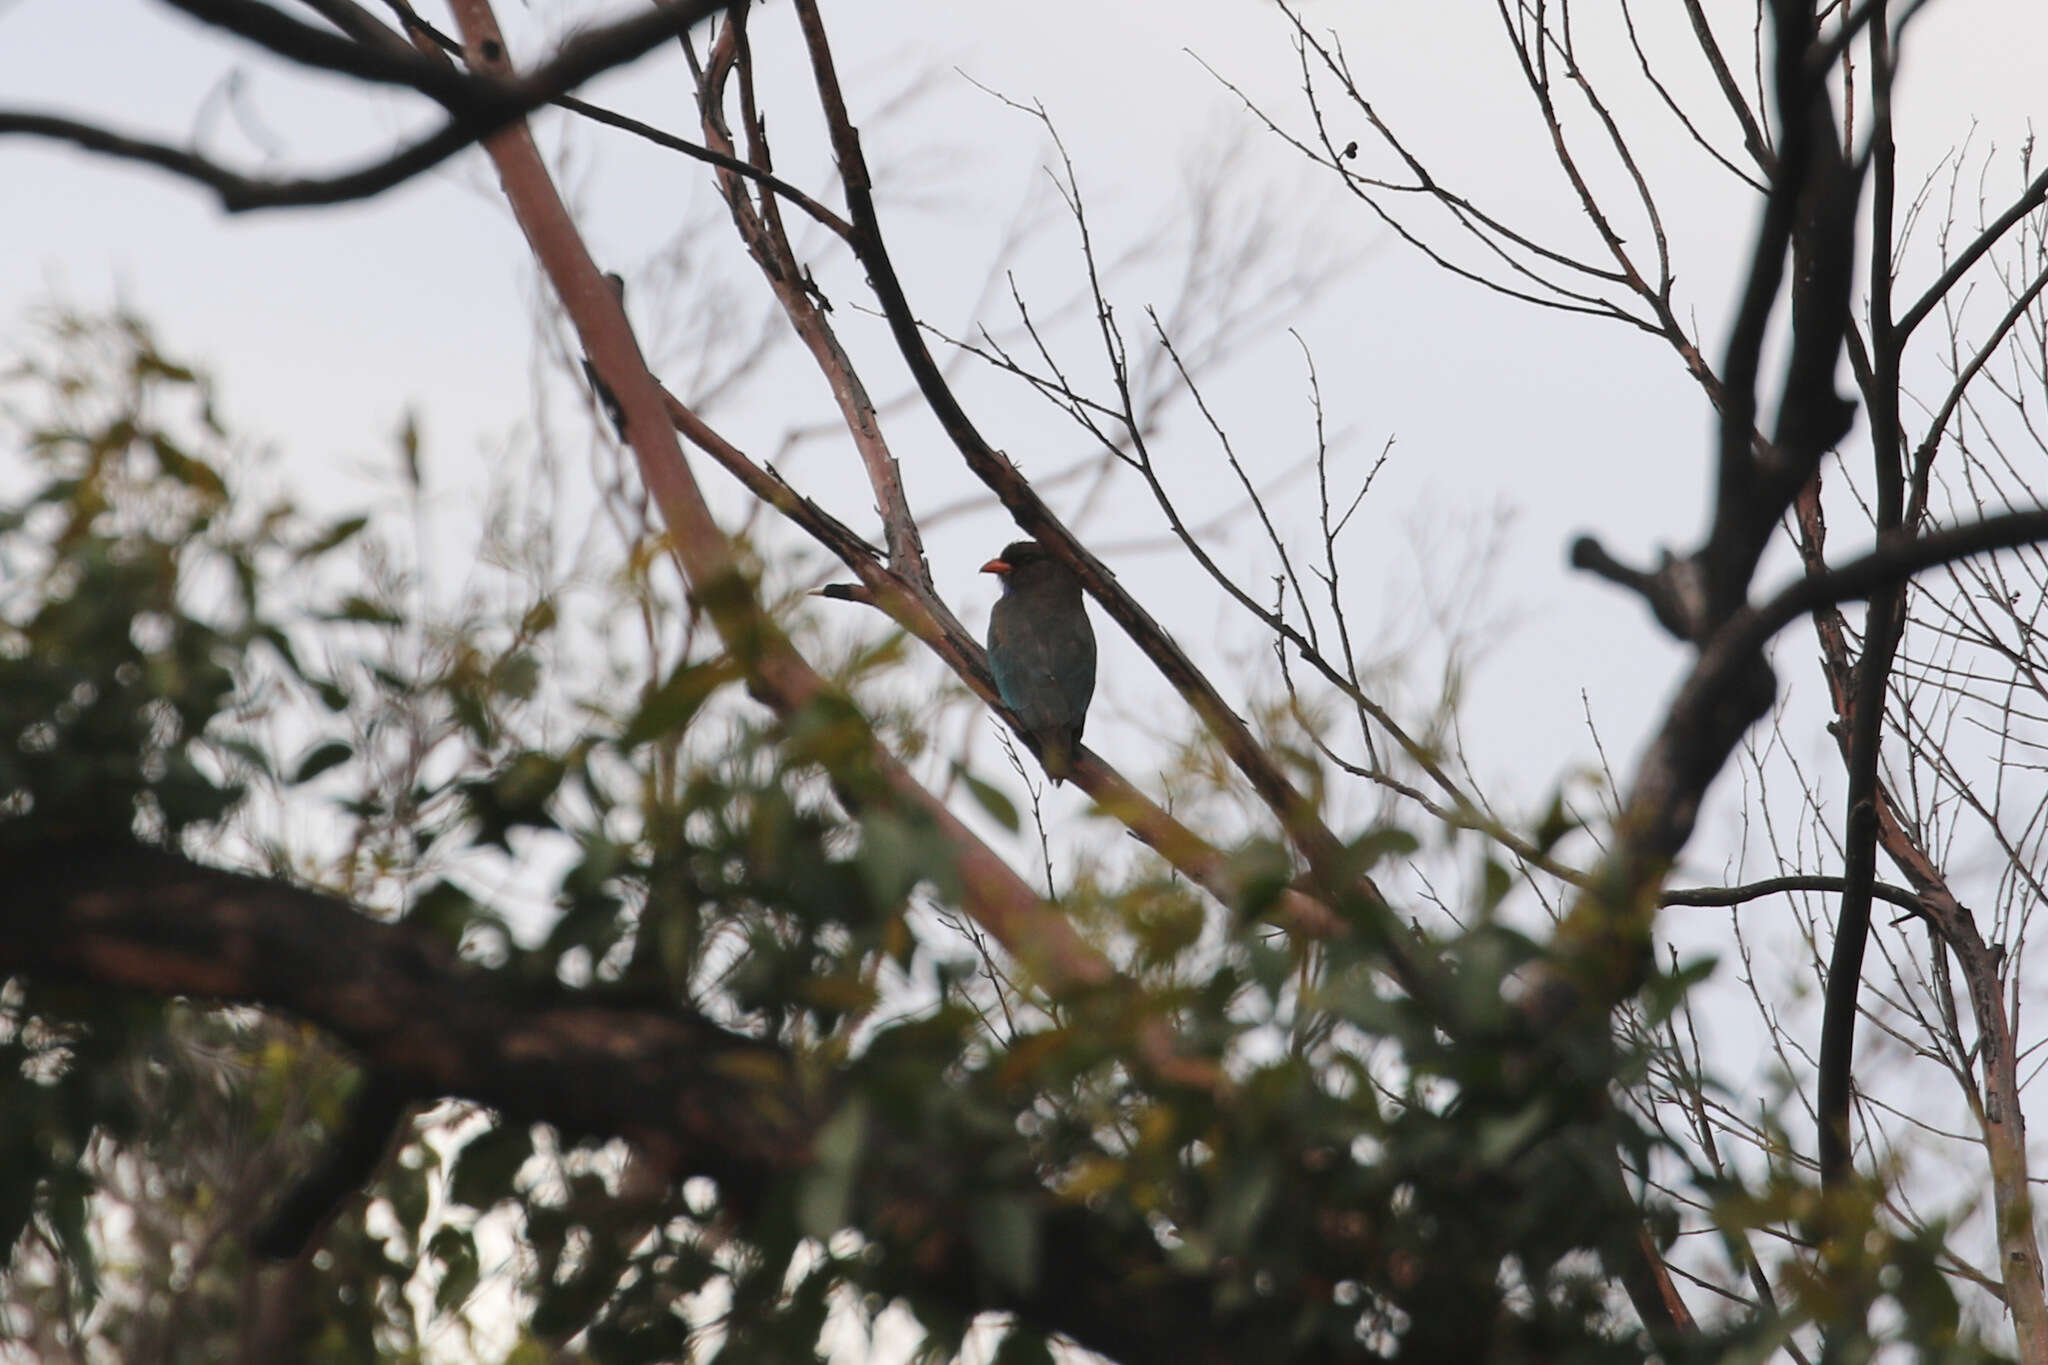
[{"x1": 1039, "y1": 729, "x2": 1077, "y2": 785}]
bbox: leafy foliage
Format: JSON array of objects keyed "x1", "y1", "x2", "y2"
[{"x1": 0, "y1": 317, "x2": 2012, "y2": 1363}]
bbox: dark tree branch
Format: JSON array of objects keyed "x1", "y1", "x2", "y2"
[
  {"x1": 1677, "y1": 0, "x2": 1776, "y2": 175},
  {"x1": 1896, "y1": 161, "x2": 2048, "y2": 341},
  {"x1": 1561, "y1": 503, "x2": 2048, "y2": 1019},
  {"x1": 1550, "y1": 2, "x2": 1866, "y2": 1027},
  {"x1": 292, "y1": 0, "x2": 423, "y2": 61},
  {"x1": 5, "y1": 840, "x2": 812, "y2": 1180},
  {"x1": 1663, "y1": 874, "x2": 1922, "y2": 915},
  {"x1": 322, "y1": 0, "x2": 859, "y2": 236},
  {"x1": 1818, "y1": 0, "x2": 1901, "y2": 1199},
  {"x1": 1905, "y1": 254, "x2": 2048, "y2": 528},
  {"x1": 783, "y1": 0, "x2": 1424, "y2": 996},
  {"x1": 248, "y1": 1069, "x2": 411, "y2": 1260},
  {"x1": 558, "y1": 89, "x2": 853, "y2": 240},
  {"x1": 0, "y1": 1, "x2": 729, "y2": 212},
  {"x1": 171, "y1": 0, "x2": 473, "y2": 96},
  {"x1": 2, "y1": 838, "x2": 1365, "y2": 1364},
  {"x1": 1751, "y1": 507, "x2": 2048, "y2": 639}
]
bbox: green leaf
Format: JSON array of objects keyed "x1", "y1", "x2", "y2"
[
  {"x1": 296, "y1": 514, "x2": 370, "y2": 562},
  {"x1": 620, "y1": 658, "x2": 738, "y2": 748},
  {"x1": 1641, "y1": 952, "x2": 1717, "y2": 1026},
  {"x1": 519, "y1": 597, "x2": 557, "y2": 638},
  {"x1": 991, "y1": 1324, "x2": 1055, "y2": 1365},
  {"x1": 1349, "y1": 824, "x2": 1421, "y2": 871},
  {"x1": 449, "y1": 1123, "x2": 533, "y2": 1210},
  {"x1": 796, "y1": 1097, "x2": 866, "y2": 1242},
  {"x1": 1479, "y1": 857, "x2": 1514, "y2": 914},
  {"x1": 406, "y1": 880, "x2": 480, "y2": 947},
  {"x1": 492, "y1": 651, "x2": 540, "y2": 701},
  {"x1": 290, "y1": 740, "x2": 353, "y2": 784},
  {"x1": 148, "y1": 434, "x2": 227, "y2": 501},
  {"x1": 1210, "y1": 1157, "x2": 1277, "y2": 1255},
  {"x1": 1477, "y1": 1101, "x2": 1553, "y2": 1167},
  {"x1": 1225, "y1": 838, "x2": 1294, "y2": 919},
  {"x1": 952, "y1": 762, "x2": 1020, "y2": 833},
  {"x1": 855, "y1": 811, "x2": 961, "y2": 908},
  {"x1": 429, "y1": 1225, "x2": 479, "y2": 1313},
  {"x1": 330, "y1": 595, "x2": 403, "y2": 627},
  {"x1": 969, "y1": 1194, "x2": 1040, "y2": 1297},
  {"x1": 397, "y1": 410, "x2": 424, "y2": 491}
]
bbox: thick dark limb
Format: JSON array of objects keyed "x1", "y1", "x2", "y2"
[
  {"x1": 1553, "y1": 0, "x2": 1867, "y2": 1020},
  {"x1": 1817, "y1": 0, "x2": 1902, "y2": 1198},
  {"x1": 6, "y1": 839, "x2": 811, "y2": 1180},
  {"x1": 3, "y1": 837, "x2": 1371, "y2": 1363},
  {"x1": 248, "y1": 1070, "x2": 411, "y2": 1260},
  {"x1": 0, "y1": 2, "x2": 729, "y2": 212}
]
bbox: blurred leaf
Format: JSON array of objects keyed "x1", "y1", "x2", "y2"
[
  {"x1": 493, "y1": 650, "x2": 540, "y2": 701},
  {"x1": 991, "y1": 1324, "x2": 1054, "y2": 1365},
  {"x1": 329, "y1": 595, "x2": 403, "y2": 627},
  {"x1": 620, "y1": 657, "x2": 738, "y2": 749},
  {"x1": 406, "y1": 880, "x2": 481, "y2": 947},
  {"x1": 450, "y1": 1124, "x2": 533, "y2": 1211},
  {"x1": 148, "y1": 434, "x2": 226, "y2": 501},
  {"x1": 289, "y1": 740, "x2": 352, "y2": 784},
  {"x1": 398, "y1": 410, "x2": 423, "y2": 491},
  {"x1": 970, "y1": 1194, "x2": 1040, "y2": 1297},
  {"x1": 952, "y1": 762, "x2": 1020, "y2": 833},
  {"x1": 296, "y1": 514, "x2": 369, "y2": 561},
  {"x1": 797, "y1": 1097, "x2": 865, "y2": 1242},
  {"x1": 430, "y1": 1225, "x2": 480, "y2": 1314},
  {"x1": 1349, "y1": 824, "x2": 1420, "y2": 872},
  {"x1": 1225, "y1": 838, "x2": 1293, "y2": 919}
]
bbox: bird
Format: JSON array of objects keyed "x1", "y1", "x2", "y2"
[{"x1": 982, "y1": 539, "x2": 1096, "y2": 783}]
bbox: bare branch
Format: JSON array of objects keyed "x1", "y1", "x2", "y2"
[
  {"x1": 784, "y1": 0, "x2": 1419, "y2": 983},
  {"x1": 443, "y1": 0, "x2": 1115, "y2": 1000},
  {"x1": 0, "y1": 1, "x2": 728, "y2": 212}
]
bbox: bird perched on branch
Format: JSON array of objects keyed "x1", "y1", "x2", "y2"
[{"x1": 983, "y1": 540, "x2": 1096, "y2": 783}]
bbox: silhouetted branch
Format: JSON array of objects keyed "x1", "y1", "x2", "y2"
[
  {"x1": 443, "y1": 0, "x2": 1115, "y2": 999},
  {"x1": 1896, "y1": 162, "x2": 2048, "y2": 340},
  {"x1": 1818, "y1": 0, "x2": 1903, "y2": 1200},
  {"x1": 5, "y1": 840, "x2": 810, "y2": 1180},
  {"x1": 6, "y1": 838, "x2": 1343, "y2": 1364},
  {"x1": 1663, "y1": 875, "x2": 1921, "y2": 915},
  {"x1": 0, "y1": 1, "x2": 727, "y2": 212},
  {"x1": 248, "y1": 1070, "x2": 411, "y2": 1260},
  {"x1": 785, "y1": 0, "x2": 1421, "y2": 984}
]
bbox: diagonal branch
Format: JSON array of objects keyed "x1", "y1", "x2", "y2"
[
  {"x1": 783, "y1": 0, "x2": 1421, "y2": 989},
  {"x1": 6, "y1": 839, "x2": 811, "y2": 1178},
  {"x1": 3, "y1": 838, "x2": 1349, "y2": 1364},
  {"x1": 656, "y1": 386, "x2": 1348, "y2": 940},
  {"x1": 0, "y1": 1, "x2": 728, "y2": 212},
  {"x1": 1818, "y1": 0, "x2": 1902, "y2": 1196},
  {"x1": 441, "y1": 0, "x2": 1112, "y2": 1000},
  {"x1": 691, "y1": 13, "x2": 934, "y2": 594}
]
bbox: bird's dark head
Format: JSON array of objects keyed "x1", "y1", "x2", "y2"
[{"x1": 980, "y1": 540, "x2": 1080, "y2": 597}]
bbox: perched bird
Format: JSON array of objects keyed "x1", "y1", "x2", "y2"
[{"x1": 983, "y1": 540, "x2": 1097, "y2": 783}]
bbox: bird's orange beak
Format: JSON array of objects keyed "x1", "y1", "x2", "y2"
[{"x1": 979, "y1": 558, "x2": 1011, "y2": 575}]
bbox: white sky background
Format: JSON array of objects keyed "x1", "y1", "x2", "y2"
[{"x1": 4, "y1": 0, "x2": 2048, "y2": 1355}]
